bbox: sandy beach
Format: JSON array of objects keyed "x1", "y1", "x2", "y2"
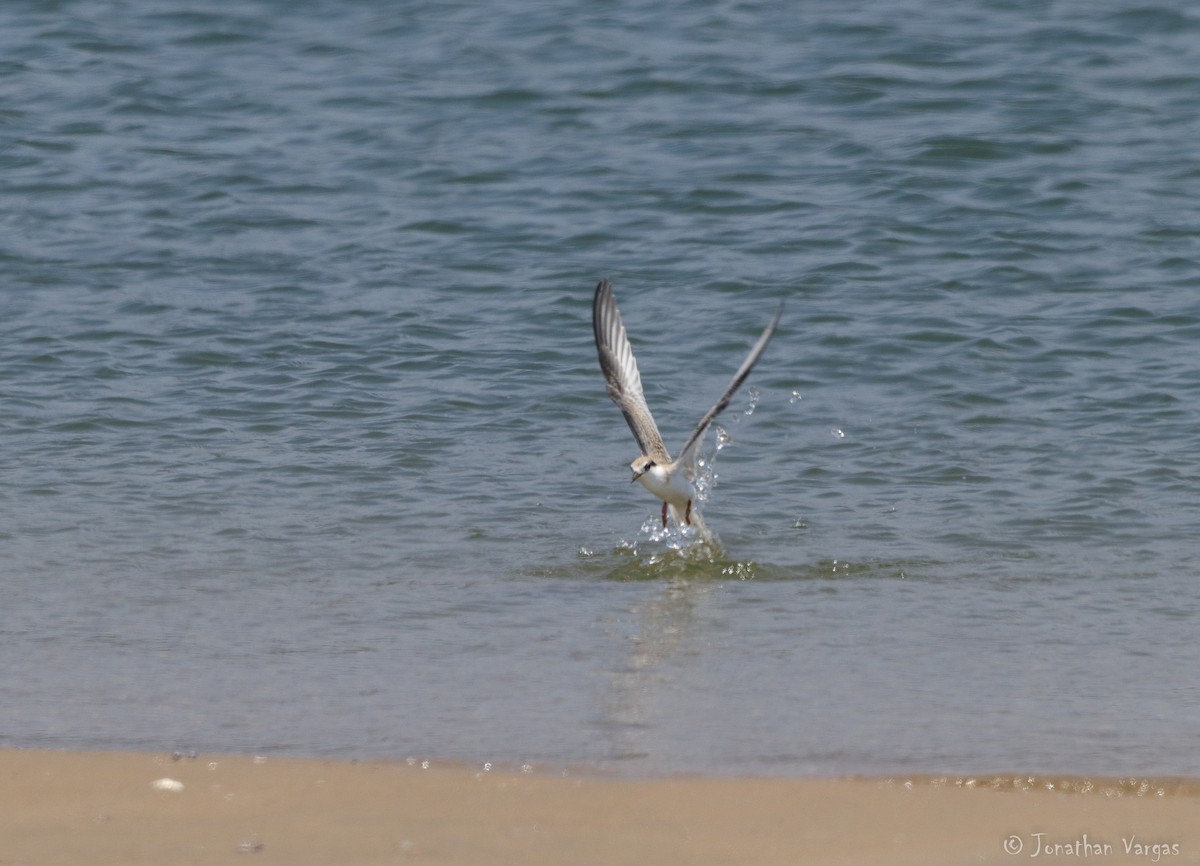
[{"x1": 2, "y1": 749, "x2": 1197, "y2": 866}]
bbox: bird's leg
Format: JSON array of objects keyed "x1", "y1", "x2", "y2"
[
  {"x1": 685, "y1": 500, "x2": 692, "y2": 525},
  {"x1": 661, "y1": 502, "x2": 668, "y2": 527}
]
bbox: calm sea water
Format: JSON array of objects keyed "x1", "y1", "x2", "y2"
[{"x1": 3, "y1": 0, "x2": 1199, "y2": 777}]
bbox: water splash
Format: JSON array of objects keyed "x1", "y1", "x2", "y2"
[
  {"x1": 693, "y1": 423, "x2": 731, "y2": 509},
  {"x1": 743, "y1": 385, "x2": 759, "y2": 416},
  {"x1": 600, "y1": 544, "x2": 762, "y2": 581}
]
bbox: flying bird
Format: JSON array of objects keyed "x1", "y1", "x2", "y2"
[{"x1": 592, "y1": 279, "x2": 782, "y2": 529}]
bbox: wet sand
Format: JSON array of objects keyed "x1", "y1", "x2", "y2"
[{"x1": 2, "y1": 749, "x2": 1197, "y2": 865}]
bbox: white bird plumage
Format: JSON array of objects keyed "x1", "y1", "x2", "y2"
[{"x1": 592, "y1": 279, "x2": 783, "y2": 530}]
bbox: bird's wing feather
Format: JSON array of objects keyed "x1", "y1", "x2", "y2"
[
  {"x1": 677, "y1": 300, "x2": 783, "y2": 463},
  {"x1": 593, "y1": 280, "x2": 671, "y2": 464}
]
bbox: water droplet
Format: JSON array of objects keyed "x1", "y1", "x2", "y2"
[
  {"x1": 830, "y1": 427, "x2": 845, "y2": 439},
  {"x1": 790, "y1": 390, "x2": 802, "y2": 403},
  {"x1": 715, "y1": 425, "x2": 731, "y2": 450},
  {"x1": 743, "y1": 386, "x2": 759, "y2": 416}
]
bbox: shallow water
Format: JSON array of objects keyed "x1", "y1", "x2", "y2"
[{"x1": 2, "y1": 0, "x2": 1199, "y2": 777}]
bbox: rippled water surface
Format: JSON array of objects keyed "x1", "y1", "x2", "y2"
[{"x1": 3, "y1": 0, "x2": 1199, "y2": 777}]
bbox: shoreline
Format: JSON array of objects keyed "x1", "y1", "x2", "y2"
[{"x1": 3, "y1": 748, "x2": 1198, "y2": 865}]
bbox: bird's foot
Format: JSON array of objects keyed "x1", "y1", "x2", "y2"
[
  {"x1": 661, "y1": 502, "x2": 668, "y2": 528},
  {"x1": 685, "y1": 500, "x2": 692, "y2": 525}
]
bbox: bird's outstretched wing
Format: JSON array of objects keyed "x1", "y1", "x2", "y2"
[
  {"x1": 677, "y1": 300, "x2": 783, "y2": 463},
  {"x1": 592, "y1": 280, "x2": 671, "y2": 464}
]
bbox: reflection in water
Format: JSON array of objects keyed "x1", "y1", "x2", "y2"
[{"x1": 598, "y1": 578, "x2": 712, "y2": 764}]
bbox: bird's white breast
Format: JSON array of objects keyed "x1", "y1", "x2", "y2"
[{"x1": 637, "y1": 463, "x2": 694, "y2": 508}]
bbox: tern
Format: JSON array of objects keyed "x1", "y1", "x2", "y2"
[{"x1": 592, "y1": 279, "x2": 782, "y2": 530}]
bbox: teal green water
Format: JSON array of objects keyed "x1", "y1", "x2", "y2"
[{"x1": 2, "y1": 1, "x2": 1199, "y2": 776}]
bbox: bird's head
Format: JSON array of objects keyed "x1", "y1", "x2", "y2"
[{"x1": 629, "y1": 455, "x2": 656, "y2": 483}]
